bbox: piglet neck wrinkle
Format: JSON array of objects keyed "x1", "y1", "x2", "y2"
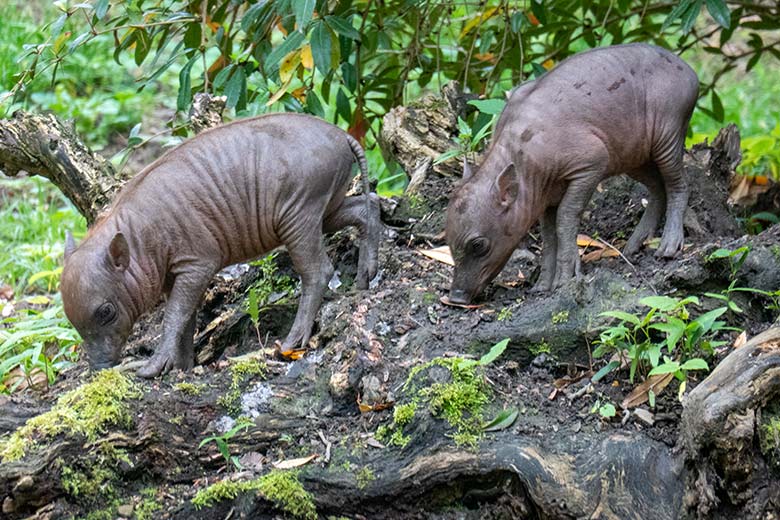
[{"x1": 114, "y1": 212, "x2": 165, "y2": 320}]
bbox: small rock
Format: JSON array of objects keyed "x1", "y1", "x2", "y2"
[
  {"x1": 634, "y1": 408, "x2": 655, "y2": 427},
  {"x1": 531, "y1": 353, "x2": 549, "y2": 367},
  {"x1": 13, "y1": 476, "x2": 34, "y2": 492},
  {"x1": 329, "y1": 371, "x2": 350, "y2": 398},
  {"x1": 2, "y1": 497, "x2": 15, "y2": 514},
  {"x1": 117, "y1": 504, "x2": 134, "y2": 518},
  {"x1": 192, "y1": 366, "x2": 205, "y2": 376}
]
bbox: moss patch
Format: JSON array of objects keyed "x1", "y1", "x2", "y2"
[
  {"x1": 217, "y1": 358, "x2": 267, "y2": 415},
  {"x1": 174, "y1": 382, "x2": 206, "y2": 396},
  {"x1": 192, "y1": 470, "x2": 316, "y2": 519},
  {"x1": 552, "y1": 310, "x2": 570, "y2": 324},
  {"x1": 759, "y1": 401, "x2": 780, "y2": 471},
  {"x1": 356, "y1": 466, "x2": 375, "y2": 490},
  {"x1": 135, "y1": 487, "x2": 163, "y2": 520},
  {"x1": 0, "y1": 369, "x2": 142, "y2": 462}
]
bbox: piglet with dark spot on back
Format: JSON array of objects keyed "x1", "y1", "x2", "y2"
[{"x1": 446, "y1": 43, "x2": 699, "y2": 305}]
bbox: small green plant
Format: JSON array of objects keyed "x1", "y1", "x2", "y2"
[
  {"x1": 434, "y1": 99, "x2": 506, "y2": 165},
  {"x1": 529, "y1": 340, "x2": 550, "y2": 356},
  {"x1": 704, "y1": 246, "x2": 780, "y2": 314},
  {"x1": 135, "y1": 487, "x2": 163, "y2": 520},
  {"x1": 198, "y1": 418, "x2": 254, "y2": 471},
  {"x1": 552, "y1": 310, "x2": 570, "y2": 324},
  {"x1": 0, "y1": 296, "x2": 81, "y2": 393},
  {"x1": 590, "y1": 399, "x2": 617, "y2": 420},
  {"x1": 593, "y1": 296, "x2": 722, "y2": 389},
  {"x1": 759, "y1": 402, "x2": 780, "y2": 471},
  {"x1": 245, "y1": 252, "x2": 297, "y2": 345}
]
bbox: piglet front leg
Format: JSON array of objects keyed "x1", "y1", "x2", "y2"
[{"x1": 137, "y1": 265, "x2": 214, "y2": 378}]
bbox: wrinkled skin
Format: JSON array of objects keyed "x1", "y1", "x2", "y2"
[
  {"x1": 447, "y1": 43, "x2": 699, "y2": 304},
  {"x1": 61, "y1": 114, "x2": 380, "y2": 377}
]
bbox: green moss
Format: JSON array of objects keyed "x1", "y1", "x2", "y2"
[
  {"x1": 759, "y1": 402, "x2": 780, "y2": 471},
  {"x1": 497, "y1": 307, "x2": 512, "y2": 322},
  {"x1": 61, "y1": 463, "x2": 117, "y2": 506},
  {"x1": 192, "y1": 478, "x2": 262, "y2": 509},
  {"x1": 174, "y1": 382, "x2": 205, "y2": 396},
  {"x1": 169, "y1": 415, "x2": 184, "y2": 426},
  {"x1": 217, "y1": 358, "x2": 267, "y2": 415},
  {"x1": 552, "y1": 310, "x2": 570, "y2": 324},
  {"x1": 356, "y1": 466, "x2": 375, "y2": 490},
  {"x1": 529, "y1": 340, "x2": 550, "y2": 356},
  {"x1": 192, "y1": 470, "x2": 316, "y2": 519},
  {"x1": 772, "y1": 245, "x2": 780, "y2": 260},
  {"x1": 393, "y1": 402, "x2": 417, "y2": 426},
  {"x1": 421, "y1": 292, "x2": 438, "y2": 305},
  {"x1": 135, "y1": 487, "x2": 162, "y2": 520},
  {"x1": 0, "y1": 369, "x2": 142, "y2": 462},
  {"x1": 258, "y1": 470, "x2": 317, "y2": 520}
]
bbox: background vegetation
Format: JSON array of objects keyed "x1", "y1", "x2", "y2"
[{"x1": 0, "y1": 0, "x2": 778, "y2": 392}]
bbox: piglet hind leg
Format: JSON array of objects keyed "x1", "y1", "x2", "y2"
[
  {"x1": 323, "y1": 194, "x2": 381, "y2": 290},
  {"x1": 280, "y1": 229, "x2": 334, "y2": 352},
  {"x1": 552, "y1": 173, "x2": 604, "y2": 289},
  {"x1": 624, "y1": 164, "x2": 666, "y2": 257},
  {"x1": 137, "y1": 267, "x2": 213, "y2": 378},
  {"x1": 654, "y1": 139, "x2": 689, "y2": 258}
]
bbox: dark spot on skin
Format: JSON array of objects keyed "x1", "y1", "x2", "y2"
[
  {"x1": 586, "y1": 92, "x2": 591, "y2": 96},
  {"x1": 663, "y1": 56, "x2": 672, "y2": 64},
  {"x1": 456, "y1": 198, "x2": 469, "y2": 215},
  {"x1": 521, "y1": 129, "x2": 534, "y2": 142},
  {"x1": 573, "y1": 81, "x2": 586, "y2": 89},
  {"x1": 677, "y1": 65, "x2": 683, "y2": 71},
  {"x1": 607, "y1": 78, "x2": 626, "y2": 92},
  {"x1": 630, "y1": 68, "x2": 636, "y2": 76}
]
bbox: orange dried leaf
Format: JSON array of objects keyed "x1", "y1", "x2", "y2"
[
  {"x1": 621, "y1": 372, "x2": 674, "y2": 409},
  {"x1": 542, "y1": 59, "x2": 554, "y2": 70},
  {"x1": 576, "y1": 234, "x2": 606, "y2": 248},
  {"x1": 418, "y1": 246, "x2": 454, "y2": 266},
  {"x1": 582, "y1": 247, "x2": 620, "y2": 263},
  {"x1": 291, "y1": 86, "x2": 307, "y2": 103},
  {"x1": 527, "y1": 12, "x2": 540, "y2": 25},
  {"x1": 754, "y1": 175, "x2": 769, "y2": 186},
  {"x1": 280, "y1": 348, "x2": 306, "y2": 360}
]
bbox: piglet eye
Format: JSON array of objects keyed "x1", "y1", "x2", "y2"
[
  {"x1": 95, "y1": 303, "x2": 117, "y2": 326},
  {"x1": 469, "y1": 238, "x2": 490, "y2": 257}
]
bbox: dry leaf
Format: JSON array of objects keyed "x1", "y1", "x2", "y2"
[
  {"x1": 576, "y1": 234, "x2": 606, "y2": 249},
  {"x1": 621, "y1": 372, "x2": 674, "y2": 409},
  {"x1": 418, "y1": 246, "x2": 454, "y2": 266},
  {"x1": 272, "y1": 454, "x2": 318, "y2": 470},
  {"x1": 280, "y1": 349, "x2": 306, "y2": 360},
  {"x1": 366, "y1": 437, "x2": 385, "y2": 449},
  {"x1": 581, "y1": 247, "x2": 620, "y2": 263},
  {"x1": 548, "y1": 387, "x2": 558, "y2": 400},
  {"x1": 733, "y1": 331, "x2": 747, "y2": 349},
  {"x1": 0, "y1": 284, "x2": 12, "y2": 301},
  {"x1": 300, "y1": 44, "x2": 313, "y2": 69},
  {"x1": 553, "y1": 370, "x2": 592, "y2": 390}
]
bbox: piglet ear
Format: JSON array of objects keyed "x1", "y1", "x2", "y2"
[
  {"x1": 494, "y1": 163, "x2": 519, "y2": 209},
  {"x1": 462, "y1": 156, "x2": 473, "y2": 181},
  {"x1": 107, "y1": 233, "x2": 130, "y2": 271},
  {"x1": 64, "y1": 231, "x2": 77, "y2": 261}
]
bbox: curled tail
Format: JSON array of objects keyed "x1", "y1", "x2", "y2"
[{"x1": 346, "y1": 134, "x2": 373, "y2": 227}]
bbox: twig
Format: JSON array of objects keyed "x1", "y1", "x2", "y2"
[{"x1": 317, "y1": 430, "x2": 332, "y2": 464}]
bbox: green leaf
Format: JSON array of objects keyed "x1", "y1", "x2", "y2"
[
  {"x1": 94, "y1": 0, "x2": 109, "y2": 19},
  {"x1": 648, "y1": 389, "x2": 656, "y2": 408},
  {"x1": 467, "y1": 99, "x2": 506, "y2": 115},
  {"x1": 336, "y1": 87, "x2": 351, "y2": 123},
  {"x1": 134, "y1": 29, "x2": 152, "y2": 66},
  {"x1": 705, "y1": 0, "x2": 730, "y2": 28},
  {"x1": 293, "y1": 0, "x2": 316, "y2": 31},
  {"x1": 305, "y1": 90, "x2": 324, "y2": 118},
  {"x1": 680, "y1": 0, "x2": 704, "y2": 34},
  {"x1": 648, "y1": 362, "x2": 680, "y2": 376},
  {"x1": 224, "y1": 66, "x2": 247, "y2": 109},
  {"x1": 591, "y1": 360, "x2": 620, "y2": 383},
  {"x1": 680, "y1": 358, "x2": 709, "y2": 371},
  {"x1": 600, "y1": 310, "x2": 641, "y2": 326},
  {"x1": 325, "y1": 15, "x2": 361, "y2": 41},
  {"x1": 662, "y1": 0, "x2": 693, "y2": 31},
  {"x1": 176, "y1": 55, "x2": 198, "y2": 112},
  {"x1": 693, "y1": 307, "x2": 727, "y2": 335},
  {"x1": 483, "y1": 408, "x2": 519, "y2": 432},
  {"x1": 599, "y1": 403, "x2": 616, "y2": 418},
  {"x1": 264, "y1": 31, "x2": 306, "y2": 75},
  {"x1": 639, "y1": 295, "x2": 679, "y2": 312},
  {"x1": 530, "y1": 0, "x2": 547, "y2": 25},
  {"x1": 310, "y1": 21, "x2": 333, "y2": 75},
  {"x1": 650, "y1": 317, "x2": 686, "y2": 351},
  {"x1": 711, "y1": 90, "x2": 724, "y2": 123},
  {"x1": 479, "y1": 338, "x2": 509, "y2": 366},
  {"x1": 433, "y1": 149, "x2": 462, "y2": 165}
]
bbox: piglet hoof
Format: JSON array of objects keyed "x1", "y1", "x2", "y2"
[
  {"x1": 137, "y1": 351, "x2": 193, "y2": 379},
  {"x1": 655, "y1": 236, "x2": 683, "y2": 259}
]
